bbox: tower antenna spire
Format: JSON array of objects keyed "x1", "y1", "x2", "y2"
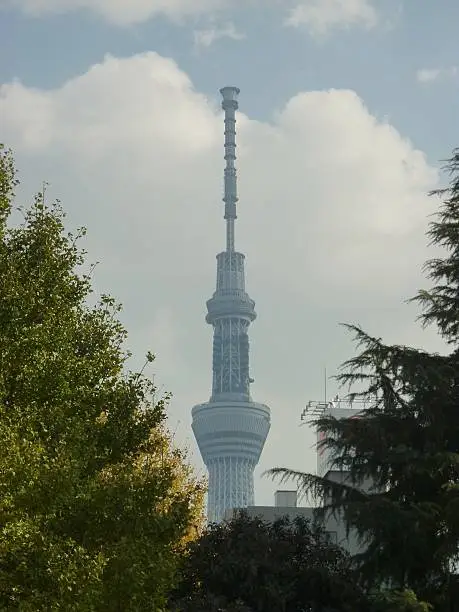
[{"x1": 220, "y1": 86, "x2": 240, "y2": 252}]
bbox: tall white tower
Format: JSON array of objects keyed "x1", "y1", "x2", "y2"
[{"x1": 191, "y1": 87, "x2": 271, "y2": 523}]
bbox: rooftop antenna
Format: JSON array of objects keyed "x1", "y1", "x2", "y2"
[{"x1": 324, "y1": 366, "x2": 327, "y2": 407}]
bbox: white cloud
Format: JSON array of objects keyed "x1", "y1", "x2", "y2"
[
  {"x1": 193, "y1": 21, "x2": 245, "y2": 48},
  {"x1": 3, "y1": 0, "x2": 229, "y2": 25},
  {"x1": 0, "y1": 52, "x2": 443, "y2": 505},
  {"x1": 4, "y1": 0, "x2": 384, "y2": 32},
  {"x1": 285, "y1": 0, "x2": 379, "y2": 35},
  {"x1": 416, "y1": 66, "x2": 458, "y2": 84}
]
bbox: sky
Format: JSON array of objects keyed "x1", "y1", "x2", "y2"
[{"x1": 1, "y1": 0, "x2": 458, "y2": 507}]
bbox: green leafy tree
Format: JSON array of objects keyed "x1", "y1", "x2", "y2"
[
  {"x1": 170, "y1": 511, "x2": 368, "y2": 612},
  {"x1": 0, "y1": 145, "x2": 205, "y2": 611},
  {"x1": 269, "y1": 149, "x2": 459, "y2": 610},
  {"x1": 369, "y1": 590, "x2": 432, "y2": 612}
]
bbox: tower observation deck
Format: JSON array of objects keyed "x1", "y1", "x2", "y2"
[{"x1": 191, "y1": 87, "x2": 271, "y2": 523}]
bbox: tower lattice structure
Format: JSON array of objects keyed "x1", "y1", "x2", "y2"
[{"x1": 192, "y1": 87, "x2": 271, "y2": 523}]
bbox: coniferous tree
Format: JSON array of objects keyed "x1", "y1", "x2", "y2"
[
  {"x1": 413, "y1": 149, "x2": 459, "y2": 343},
  {"x1": 269, "y1": 150, "x2": 459, "y2": 610}
]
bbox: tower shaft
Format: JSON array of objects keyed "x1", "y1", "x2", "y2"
[
  {"x1": 207, "y1": 251, "x2": 254, "y2": 401},
  {"x1": 192, "y1": 88, "x2": 270, "y2": 523}
]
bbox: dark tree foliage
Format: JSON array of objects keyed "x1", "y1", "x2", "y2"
[
  {"x1": 170, "y1": 511, "x2": 368, "y2": 612},
  {"x1": 269, "y1": 150, "x2": 459, "y2": 610}
]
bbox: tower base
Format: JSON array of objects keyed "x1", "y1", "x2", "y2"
[{"x1": 192, "y1": 400, "x2": 270, "y2": 522}]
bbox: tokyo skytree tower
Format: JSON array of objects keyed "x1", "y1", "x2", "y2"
[{"x1": 191, "y1": 87, "x2": 271, "y2": 523}]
